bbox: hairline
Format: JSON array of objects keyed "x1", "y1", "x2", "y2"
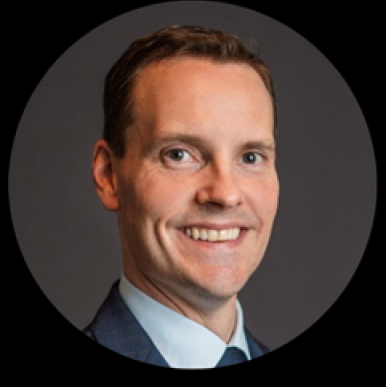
[
  {"x1": 123, "y1": 56, "x2": 276, "y2": 154},
  {"x1": 103, "y1": 26, "x2": 277, "y2": 158}
]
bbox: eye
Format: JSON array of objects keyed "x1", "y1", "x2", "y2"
[
  {"x1": 241, "y1": 151, "x2": 263, "y2": 165},
  {"x1": 165, "y1": 148, "x2": 193, "y2": 162},
  {"x1": 162, "y1": 148, "x2": 200, "y2": 171}
]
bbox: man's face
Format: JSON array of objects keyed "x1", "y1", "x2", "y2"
[{"x1": 112, "y1": 58, "x2": 279, "y2": 303}]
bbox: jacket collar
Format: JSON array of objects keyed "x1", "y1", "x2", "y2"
[
  {"x1": 85, "y1": 281, "x2": 168, "y2": 367},
  {"x1": 85, "y1": 281, "x2": 268, "y2": 366}
]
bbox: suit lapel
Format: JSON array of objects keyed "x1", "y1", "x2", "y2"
[
  {"x1": 245, "y1": 327, "x2": 270, "y2": 358},
  {"x1": 85, "y1": 281, "x2": 269, "y2": 365},
  {"x1": 84, "y1": 281, "x2": 169, "y2": 367}
]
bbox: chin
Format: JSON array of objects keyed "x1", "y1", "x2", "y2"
[{"x1": 187, "y1": 266, "x2": 252, "y2": 301}]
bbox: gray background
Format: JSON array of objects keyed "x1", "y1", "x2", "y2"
[{"x1": 9, "y1": 2, "x2": 376, "y2": 350}]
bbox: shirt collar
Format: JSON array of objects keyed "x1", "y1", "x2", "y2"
[{"x1": 119, "y1": 273, "x2": 250, "y2": 369}]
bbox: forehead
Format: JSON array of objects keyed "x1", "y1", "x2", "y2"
[
  {"x1": 131, "y1": 58, "x2": 274, "y2": 143},
  {"x1": 135, "y1": 57, "x2": 270, "y2": 103}
]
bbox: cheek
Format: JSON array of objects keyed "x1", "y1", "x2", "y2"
[
  {"x1": 117, "y1": 172, "x2": 180, "y2": 258},
  {"x1": 247, "y1": 175, "x2": 279, "y2": 222},
  {"x1": 131, "y1": 170, "x2": 193, "y2": 223}
]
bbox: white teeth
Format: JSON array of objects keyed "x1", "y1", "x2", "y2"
[
  {"x1": 184, "y1": 227, "x2": 241, "y2": 242},
  {"x1": 192, "y1": 227, "x2": 200, "y2": 240},
  {"x1": 208, "y1": 230, "x2": 218, "y2": 242},
  {"x1": 201, "y1": 229, "x2": 208, "y2": 240},
  {"x1": 218, "y1": 229, "x2": 229, "y2": 241}
]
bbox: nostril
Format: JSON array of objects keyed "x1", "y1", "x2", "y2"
[
  {"x1": 194, "y1": 164, "x2": 244, "y2": 208},
  {"x1": 195, "y1": 188, "x2": 244, "y2": 208}
]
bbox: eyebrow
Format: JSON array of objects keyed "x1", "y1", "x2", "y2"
[
  {"x1": 145, "y1": 133, "x2": 276, "y2": 155},
  {"x1": 240, "y1": 140, "x2": 276, "y2": 153}
]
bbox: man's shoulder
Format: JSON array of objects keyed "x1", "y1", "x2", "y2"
[
  {"x1": 83, "y1": 325, "x2": 96, "y2": 339},
  {"x1": 245, "y1": 327, "x2": 271, "y2": 357},
  {"x1": 82, "y1": 280, "x2": 142, "y2": 343},
  {"x1": 82, "y1": 281, "x2": 168, "y2": 366}
]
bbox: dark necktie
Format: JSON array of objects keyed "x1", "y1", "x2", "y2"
[{"x1": 216, "y1": 346, "x2": 247, "y2": 367}]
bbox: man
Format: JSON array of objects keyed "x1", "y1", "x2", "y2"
[{"x1": 84, "y1": 25, "x2": 279, "y2": 368}]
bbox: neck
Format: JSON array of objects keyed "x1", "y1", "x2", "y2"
[{"x1": 124, "y1": 268, "x2": 238, "y2": 343}]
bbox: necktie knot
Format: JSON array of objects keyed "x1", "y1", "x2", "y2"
[{"x1": 216, "y1": 346, "x2": 247, "y2": 367}]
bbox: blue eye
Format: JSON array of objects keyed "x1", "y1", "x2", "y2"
[
  {"x1": 165, "y1": 148, "x2": 194, "y2": 162},
  {"x1": 163, "y1": 148, "x2": 199, "y2": 170},
  {"x1": 167, "y1": 149, "x2": 186, "y2": 161},
  {"x1": 242, "y1": 151, "x2": 262, "y2": 164}
]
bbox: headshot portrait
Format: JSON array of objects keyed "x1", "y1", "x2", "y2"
[{"x1": 9, "y1": 3, "x2": 377, "y2": 369}]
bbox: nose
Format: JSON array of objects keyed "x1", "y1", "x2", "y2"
[{"x1": 195, "y1": 163, "x2": 244, "y2": 209}]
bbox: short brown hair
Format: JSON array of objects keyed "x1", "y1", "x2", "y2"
[{"x1": 103, "y1": 25, "x2": 276, "y2": 157}]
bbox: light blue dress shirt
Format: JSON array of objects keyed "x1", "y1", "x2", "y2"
[{"x1": 119, "y1": 273, "x2": 251, "y2": 369}]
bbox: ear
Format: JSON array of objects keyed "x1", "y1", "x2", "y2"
[{"x1": 92, "y1": 139, "x2": 120, "y2": 211}]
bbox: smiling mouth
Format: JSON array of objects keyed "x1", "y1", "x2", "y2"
[{"x1": 183, "y1": 227, "x2": 244, "y2": 242}]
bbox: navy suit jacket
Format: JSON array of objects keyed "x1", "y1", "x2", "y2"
[{"x1": 83, "y1": 281, "x2": 269, "y2": 367}]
